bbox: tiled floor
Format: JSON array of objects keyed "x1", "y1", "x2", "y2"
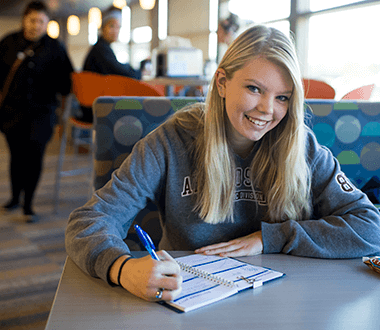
[{"x1": 0, "y1": 127, "x2": 93, "y2": 329}]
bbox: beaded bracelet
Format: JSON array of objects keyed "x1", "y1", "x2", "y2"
[{"x1": 117, "y1": 256, "x2": 134, "y2": 286}]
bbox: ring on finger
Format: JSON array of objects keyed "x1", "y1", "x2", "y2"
[{"x1": 155, "y1": 288, "x2": 164, "y2": 299}]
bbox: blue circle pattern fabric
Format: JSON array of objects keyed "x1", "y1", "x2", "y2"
[
  {"x1": 92, "y1": 97, "x2": 380, "y2": 250},
  {"x1": 306, "y1": 100, "x2": 380, "y2": 206}
]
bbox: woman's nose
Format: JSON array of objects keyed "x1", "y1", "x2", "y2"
[{"x1": 256, "y1": 95, "x2": 274, "y2": 115}]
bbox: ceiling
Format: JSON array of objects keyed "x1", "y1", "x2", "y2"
[{"x1": 0, "y1": 0, "x2": 139, "y2": 18}]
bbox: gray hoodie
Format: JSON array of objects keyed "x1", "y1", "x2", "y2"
[{"x1": 65, "y1": 106, "x2": 380, "y2": 284}]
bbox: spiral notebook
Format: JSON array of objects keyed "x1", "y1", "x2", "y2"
[{"x1": 165, "y1": 254, "x2": 284, "y2": 312}]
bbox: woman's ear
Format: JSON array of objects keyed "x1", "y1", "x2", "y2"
[{"x1": 215, "y1": 69, "x2": 227, "y2": 98}]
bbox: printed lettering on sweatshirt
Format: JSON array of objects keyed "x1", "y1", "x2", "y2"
[
  {"x1": 336, "y1": 173, "x2": 355, "y2": 193},
  {"x1": 181, "y1": 167, "x2": 268, "y2": 205}
]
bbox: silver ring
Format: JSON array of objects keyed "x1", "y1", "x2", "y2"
[{"x1": 155, "y1": 288, "x2": 164, "y2": 299}]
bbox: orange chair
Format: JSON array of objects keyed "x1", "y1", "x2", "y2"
[
  {"x1": 103, "y1": 74, "x2": 164, "y2": 96},
  {"x1": 303, "y1": 78, "x2": 335, "y2": 99},
  {"x1": 54, "y1": 72, "x2": 164, "y2": 213},
  {"x1": 341, "y1": 84, "x2": 375, "y2": 100},
  {"x1": 54, "y1": 72, "x2": 104, "y2": 212}
]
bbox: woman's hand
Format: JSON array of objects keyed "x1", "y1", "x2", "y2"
[
  {"x1": 194, "y1": 231, "x2": 263, "y2": 257},
  {"x1": 118, "y1": 250, "x2": 182, "y2": 301}
]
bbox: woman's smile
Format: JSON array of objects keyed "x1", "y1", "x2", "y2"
[{"x1": 244, "y1": 114, "x2": 270, "y2": 128}]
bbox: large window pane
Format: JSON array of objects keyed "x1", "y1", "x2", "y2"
[
  {"x1": 265, "y1": 20, "x2": 290, "y2": 38},
  {"x1": 310, "y1": 0, "x2": 365, "y2": 12},
  {"x1": 228, "y1": 0, "x2": 290, "y2": 22},
  {"x1": 308, "y1": 4, "x2": 380, "y2": 98}
]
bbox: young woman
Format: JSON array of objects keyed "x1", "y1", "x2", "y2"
[{"x1": 65, "y1": 25, "x2": 380, "y2": 302}]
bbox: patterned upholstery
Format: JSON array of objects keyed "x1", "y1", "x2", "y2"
[
  {"x1": 93, "y1": 96, "x2": 203, "y2": 250},
  {"x1": 93, "y1": 97, "x2": 380, "y2": 250},
  {"x1": 306, "y1": 100, "x2": 380, "y2": 207}
]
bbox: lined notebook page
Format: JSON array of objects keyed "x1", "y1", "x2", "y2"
[{"x1": 165, "y1": 254, "x2": 284, "y2": 312}]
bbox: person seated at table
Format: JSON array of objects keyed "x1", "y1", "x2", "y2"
[
  {"x1": 78, "y1": 5, "x2": 141, "y2": 122},
  {"x1": 65, "y1": 25, "x2": 380, "y2": 303},
  {"x1": 217, "y1": 13, "x2": 240, "y2": 63},
  {"x1": 218, "y1": 13, "x2": 240, "y2": 46}
]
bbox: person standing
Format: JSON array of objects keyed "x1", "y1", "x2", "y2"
[{"x1": 0, "y1": 1, "x2": 73, "y2": 222}]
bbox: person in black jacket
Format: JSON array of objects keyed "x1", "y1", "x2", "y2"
[
  {"x1": 78, "y1": 6, "x2": 141, "y2": 123},
  {"x1": 0, "y1": 1, "x2": 73, "y2": 222},
  {"x1": 83, "y1": 6, "x2": 141, "y2": 79}
]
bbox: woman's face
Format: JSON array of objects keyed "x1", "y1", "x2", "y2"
[
  {"x1": 23, "y1": 10, "x2": 49, "y2": 42},
  {"x1": 102, "y1": 18, "x2": 121, "y2": 43},
  {"x1": 216, "y1": 57, "x2": 293, "y2": 154}
]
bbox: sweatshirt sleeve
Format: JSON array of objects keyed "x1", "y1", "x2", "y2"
[
  {"x1": 262, "y1": 131, "x2": 380, "y2": 258},
  {"x1": 65, "y1": 137, "x2": 163, "y2": 283}
]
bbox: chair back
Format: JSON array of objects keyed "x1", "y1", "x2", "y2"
[
  {"x1": 103, "y1": 74, "x2": 164, "y2": 96},
  {"x1": 341, "y1": 84, "x2": 375, "y2": 100},
  {"x1": 71, "y1": 72, "x2": 165, "y2": 108},
  {"x1": 71, "y1": 71, "x2": 105, "y2": 107},
  {"x1": 93, "y1": 96, "x2": 203, "y2": 250},
  {"x1": 303, "y1": 78, "x2": 336, "y2": 99}
]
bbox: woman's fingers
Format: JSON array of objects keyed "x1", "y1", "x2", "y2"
[{"x1": 195, "y1": 232, "x2": 263, "y2": 257}]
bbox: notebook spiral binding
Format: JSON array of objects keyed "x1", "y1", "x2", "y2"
[{"x1": 177, "y1": 261, "x2": 235, "y2": 287}]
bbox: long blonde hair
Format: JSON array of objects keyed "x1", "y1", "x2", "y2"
[{"x1": 173, "y1": 25, "x2": 311, "y2": 224}]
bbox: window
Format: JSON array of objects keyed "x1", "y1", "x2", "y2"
[
  {"x1": 225, "y1": 0, "x2": 380, "y2": 100},
  {"x1": 158, "y1": 0, "x2": 168, "y2": 40},
  {"x1": 228, "y1": 0, "x2": 290, "y2": 22},
  {"x1": 132, "y1": 26, "x2": 152, "y2": 44},
  {"x1": 118, "y1": 6, "x2": 131, "y2": 43},
  {"x1": 310, "y1": 0, "x2": 365, "y2": 12},
  {"x1": 308, "y1": 4, "x2": 380, "y2": 97}
]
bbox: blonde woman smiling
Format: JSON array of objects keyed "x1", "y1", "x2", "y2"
[{"x1": 65, "y1": 25, "x2": 380, "y2": 302}]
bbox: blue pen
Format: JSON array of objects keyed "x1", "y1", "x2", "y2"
[{"x1": 134, "y1": 224, "x2": 160, "y2": 260}]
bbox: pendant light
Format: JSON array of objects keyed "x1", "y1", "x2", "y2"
[
  {"x1": 67, "y1": 15, "x2": 80, "y2": 36},
  {"x1": 139, "y1": 0, "x2": 155, "y2": 10}
]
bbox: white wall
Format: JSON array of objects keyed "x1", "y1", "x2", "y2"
[
  {"x1": 0, "y1": 17, "x2": 21, "y2": 40},
  {"x1": 66, "y1": 16, "x2": 92, "y2": 71},
  {"x1": 130, "y1": 3, "x2": 151, "y2": 68},
  {"x1": 168, "y1": 0, "x2": 210, "y2": 59}
]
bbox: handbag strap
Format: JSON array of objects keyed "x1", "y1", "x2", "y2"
[{"x1": 0, "y1": 42, "x2": 39, "y2": 108}]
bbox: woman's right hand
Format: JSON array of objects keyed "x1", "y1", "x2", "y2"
[{"x1": 118, "y1": 250, "x2": 182, "y2": 301}]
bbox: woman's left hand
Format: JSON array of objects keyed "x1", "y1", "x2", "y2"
[{"x1": 194, "y1": 231, "x2": 263, "y2": 257}]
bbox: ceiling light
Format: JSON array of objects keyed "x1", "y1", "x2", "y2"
[
  {"x1": 89, "y1": 7, "x2": 102, "y2": 29},
  {"x1": 67, "y1": 15, "x2": 80, "y2": 36},
  {"x1": 139, "y1": 0, "x2": 155, "y2": 10},
  {"x1": 113, "y1": 0, "x2": 127, "y2": 9},
  {"x1": 47, "y1": 20, "x2": 60, "y2": 39}
]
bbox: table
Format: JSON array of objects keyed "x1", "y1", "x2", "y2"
[
  {"x1": 143, "y1": 77, "x2": 209, "y2": 96},
  {"x1": 45, "y1": 252, "x2": 380, "y2": 330}
]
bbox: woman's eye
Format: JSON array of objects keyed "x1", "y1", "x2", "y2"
[
  {"x1": 277, "y1": 95, "x2": 289, "y2": 102},
  {"x1": 248, "y1": 86, "x2": 260, "y2": 93}
]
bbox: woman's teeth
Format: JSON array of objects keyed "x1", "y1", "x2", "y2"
[{"x1": 245, "y1": 115, "x2": 267, "y2": 126}]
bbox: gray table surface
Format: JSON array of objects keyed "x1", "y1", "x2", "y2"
[{"x1": 45, "y1": 252, "x2": 380, "y2": 330}]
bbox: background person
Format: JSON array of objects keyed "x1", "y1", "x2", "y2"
[
  {"x1": 217, "y1": 13, "x2": 240, "y2": 63},
  {"x1": 65, "y1": 25, "x2": 380, "y2": 302},
  {"x1": 78, "y1": 6, "x2": 141, "y2": 123},
  {"x1": 0, "y1": 1, "x2": 73, "y2": 222},
  {"x1": 83, "y1": 5, "x2": 141, "y2": 79}
]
